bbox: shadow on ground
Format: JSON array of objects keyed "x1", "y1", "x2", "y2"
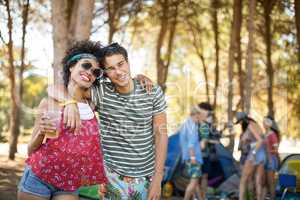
[{"x1": 0, "y1": 155, "x2": 25, "y2": 200}]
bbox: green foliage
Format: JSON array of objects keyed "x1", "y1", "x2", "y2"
[
  {"x1": 0, "y1": 72, "x2": 47, "y2": 138},
  {"x1": 21, "y1": 74, "x2": 47, "y2": 129}
]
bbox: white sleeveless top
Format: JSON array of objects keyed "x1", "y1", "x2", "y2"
[{"x1": 77, "y1": 102, "x2": 94, "y2": 120}]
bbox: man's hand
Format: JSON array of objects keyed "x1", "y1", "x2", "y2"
[
  {"x1": 148, "y1": 175, "x2": 162, "y2": 200},
  {"x1": 64, "y1": 104, "x2": 81, "y2": 134},
  {"x1": 135, "y1": 74, "x2": 153, "y2": 93}
]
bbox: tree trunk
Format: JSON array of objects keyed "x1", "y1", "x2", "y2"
[
  {"x1": 263, "y1": 0, "x2": 276, "y2": 117},
  {"x1": 69, "y1": 0, "x2": 95, "y2": 42},
  {"x1": 295, "y1": 0, "x2": 300, "y2": 63},
  {"x1": 51, "y1": 0, "x2": 69, "y2": 84},
  {"x1": 156, "y1": 0, "x2": 169, "y2": 92},
  {"x1": 228, "y1": 0, "x2": 242, "y2": 125},
  {"x1": 5, "y1": 0, "x2": 21, "y2": 160},
  {"x1": 235, "y1": 0, "x2": 244, "y2": 111},
  {"x1": 212, "y1": 0, "x2": 220, "y2": 114},
  {"x1": 190, "y1": 25, "x2": 210, "y2": 103},
  {"x1": 51, "y1": 0, "x2": 95, "y2": 84},
  {"x1": 19, "y1": 0, "x2": 30, "y2": 110},
  {"x1": 244, "y1": 0, "x2": 256, "y2": 113},
  {"x1": 156, "y1": 0, "x2": 179, "y2": 93},
  {"x1": 107, "y1": 0, "x2": 119, "y2": 43},
  {"x1": 227, "y1": 0, "x2": 242, "y2": 153}
]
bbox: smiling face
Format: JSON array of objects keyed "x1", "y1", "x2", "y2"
[
  {"x1": 103, "y1": 54, "x2": 131, "y2": 88},
  {"x1": 69, "y1": 58, "x2": 100, "y2": 88}
]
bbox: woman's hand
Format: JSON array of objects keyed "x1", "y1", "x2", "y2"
[{"x1": 39, "y1": 113, "x2": 58, "y2": 134}]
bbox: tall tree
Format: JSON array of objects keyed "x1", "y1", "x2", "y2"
[
  {"x1": 156, "y1": 0, "x2": 179, "y2": 92},
  {"x1": 1, "y1": 0, "x2": 30, "y2": 160},
  {"x1": 19, "y1": 0, "x2": 30, "y2": 116},
  {"x1": 3, "y1": 0, "x2": 20, "y2": 160},
  {"x1": 227, "y1": 0, "x2": 243, "y2": 152},
  {"x1": 295, "y1": 0, "x2": 300, "y2": 63},
  {"x1": 211, "y1": 0, "x2": 220, "y2": 112},
  {"x1": 261, "y1": 0, "x2": 277, "y2": 117},
  {"x1": 190, "y1": 26, "x2": 210, "y2": 103},
  {"x1": 244, "y1": 0, "x2": 256, "y2": 113},
  {"x1": 105, "y1": 0, "x2": 142, "y2": 43},
  {"x1": 235, "y1": 0, "x2": 244, "y2": 112},
  {"x1": 186, "y1": 3, "x2": 210, "y2": 103},
  {"x1": 51, "y1": 0, "x2": 95, "y2": 83}
]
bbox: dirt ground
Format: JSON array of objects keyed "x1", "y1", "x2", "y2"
[
  {"x1": 0, "y1": 154, "x2": 25, "y2": 200},
  {"x1": 0, "y1": 153, "x2": 181, "y2": 200}
]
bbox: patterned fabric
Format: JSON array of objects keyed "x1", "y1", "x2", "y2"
[
  {"x1": 91, "y1": 80, "x2": 167, "y2": 177},
  {"x1": 26, "y1": 111, "x2": 107, "y2": 191},
  {"x1": 183, "y1": 161, "x2": 202, "y2": 179},
  {"x1": 198, "y1": 122, "x2": 210, "y2": 157},
  {"x1": 100, "y1": 167, "x2": 151, "y2": 200}
]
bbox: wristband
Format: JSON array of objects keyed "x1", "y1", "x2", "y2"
[
  {"x1": 190, "y1": 156, "x2": 196, "y2": 160},
  {"x1": 59, "y1": 99, "x2": 77, "y2": 106}
]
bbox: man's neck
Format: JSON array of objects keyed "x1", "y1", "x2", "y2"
[{"x1": 115, "y1": 78, "x2": 134, "y2": 94}]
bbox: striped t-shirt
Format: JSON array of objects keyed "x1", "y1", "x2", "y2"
[{"x1": 91, "y1": 79, "x2": 167, "y2": 177}]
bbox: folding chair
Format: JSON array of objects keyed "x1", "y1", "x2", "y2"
[{"x1": 278, "y1": 174, "x2": 297, "y2": 200}]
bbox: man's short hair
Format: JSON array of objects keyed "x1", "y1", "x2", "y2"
[
  {"x1": 100, "y1": 43, "x2": 128, "y2": 68},
  {"x1": 198, "y1": 102, "x2": 213, "y2": 111}
]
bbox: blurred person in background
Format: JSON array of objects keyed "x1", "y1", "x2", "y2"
[
  {"x1": 179, "y1": 106, "x2": 204, "y2": 200},
  {"x1": 263, "y1": 115, "x2": 280, "y2": 200},
  {"x1": 197, "y1": 102, "x2": 213, "y2": 200},
  {"x1": 235, "y1": 112, "x2": 266, "y2": 200}
]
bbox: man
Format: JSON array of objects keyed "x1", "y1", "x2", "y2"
[
  {"x1": 47, "y1": 43, "x2": 168, "y2": 200},
  {"x1": 197, "y1": 102, "x2": 213, "y2": 200},
  {"x1": 179, "y1": 106, "x2": 203, "y2": 200}
]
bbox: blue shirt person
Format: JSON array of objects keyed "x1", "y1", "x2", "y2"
[
  {"x1": 179, "y1": 117, "x2": 203, "y2": 164},
  {"x1": 179, "y1": 106, "x2": 204, "y2": 200}
]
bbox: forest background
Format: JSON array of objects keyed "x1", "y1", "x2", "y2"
[{"x1": 0, "y1": 0, "x2": 299, "y2": 160}]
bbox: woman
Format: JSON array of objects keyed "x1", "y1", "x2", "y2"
[
  {"x1": 18, "y1": 40, "x2": 107, "y2": 200},
  {"x1": 236, "y1": 112, "x2": 266, "y2": 200},
  {"x1": 263, "y1": 116, "x2": 280, "y2": 200}
]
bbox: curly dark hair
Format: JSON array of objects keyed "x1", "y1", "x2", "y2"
[{"x1": 61, "y1": 40, "x2": 103, "y2": 88}]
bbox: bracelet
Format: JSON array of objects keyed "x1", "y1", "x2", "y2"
[
  {"x1": 190, "y1": 156, "x2": 196, "y2": 160},
  {"x1": 59, "y1": 99, "x2": 77, "y2": 106}
]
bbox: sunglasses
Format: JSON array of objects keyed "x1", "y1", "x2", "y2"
[{"x1": 81, "y1": 62, "x2": 103, "y2": 78}]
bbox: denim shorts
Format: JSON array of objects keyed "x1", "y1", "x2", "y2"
[
  {"x1": 246, "y1": 146, "x2": 267, "y2": 166},
  {"x1": 18, "y1": 165, "x2": 79, "y2": 198},
  {"x1": 266, "y1": 155, "x2": 279, "y2": 171}
]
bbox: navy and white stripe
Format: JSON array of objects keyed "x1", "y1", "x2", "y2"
[{"x1": 91, "y1": 79, "x2": 167, "y2": 177}]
